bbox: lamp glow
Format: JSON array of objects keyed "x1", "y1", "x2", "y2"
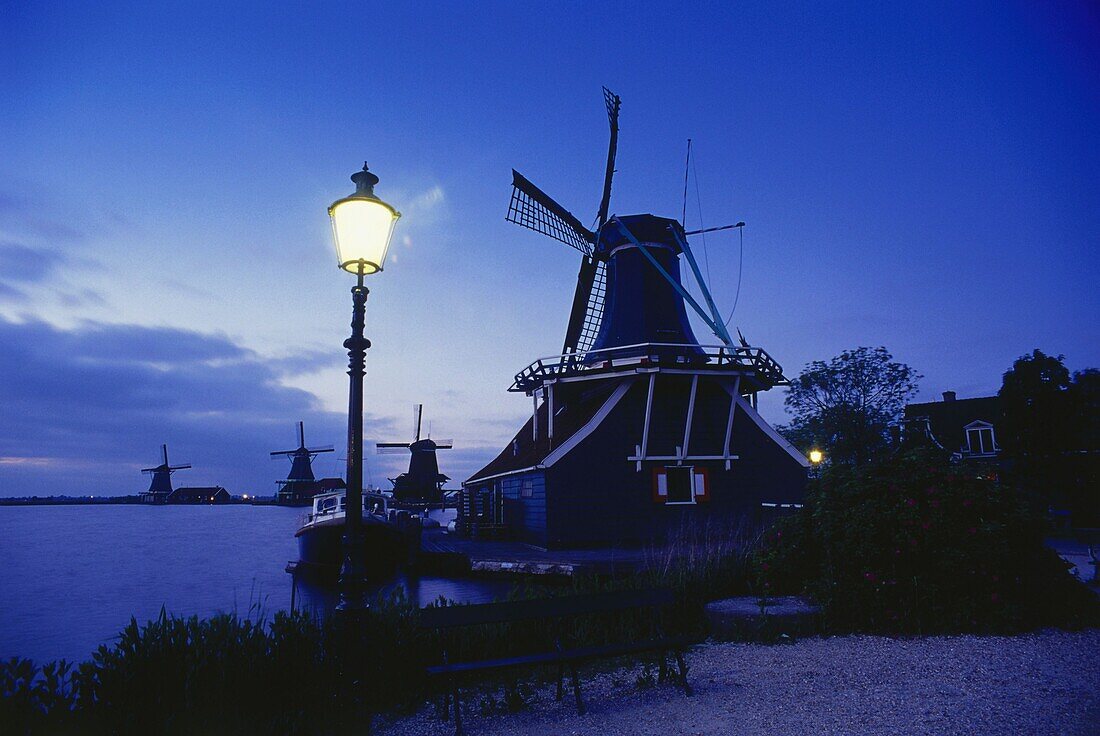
[
  {"x1": 809, "y1": 449, "x2": 823, "y2": 465},
  {"x1": 328, "y1": 163, "x2": 401, "y2": 275}
]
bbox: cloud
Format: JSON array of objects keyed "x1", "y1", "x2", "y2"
[
  {"x1": 0, "y1": 192, "x2": 87, "y2": 242},
  {"x1": 392, "y1": 184, "x2": 447, "y2": 250},
  {"x1": 0, "y1": 241, "x2": 53, "y2": 283},
  {"x1": 0, "y1": 241, "x2": 104, "y2": 307},
  {"x1": 0, "y1": 317, "x2": 398, "y2": 496},
  {"x1": 0, "y1": 281, "x2": 26, "y2": 302}
]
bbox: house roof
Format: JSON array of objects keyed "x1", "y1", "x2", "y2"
[
  {"x1": 169, "y1": 486, "x2": 229, "y2": 499},
  {"x1": 904, "y1": 394, "x2": 1002, "y2": 454},
  {"x1": 466, "y1": 381, "x2": 620, "y2": 484}
]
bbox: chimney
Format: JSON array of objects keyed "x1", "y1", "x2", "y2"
[{"x1": 942, "y1": 391, "x2": 956, "y2": 402}]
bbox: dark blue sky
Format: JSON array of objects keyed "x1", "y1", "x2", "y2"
[{"x1": 1, "y1": 1, "x2": 1097, "y2": 495}]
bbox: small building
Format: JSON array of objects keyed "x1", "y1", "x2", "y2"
[
  {"x1": 167, "y1": 486, "x2": 231, "y2": 504},
  {"x1": 903, "y1": 390, "x2": 1002, "y2": 465}
]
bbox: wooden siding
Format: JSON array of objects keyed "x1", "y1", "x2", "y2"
[{"x1": 543, "y1": 374, "x2": 806, "y2": 548}]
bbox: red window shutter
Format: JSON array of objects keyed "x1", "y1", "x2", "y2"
[
  {"x1": 652, "y1": 467, "x2": 668, "y2": 503},
  {"x1": 693, "y1": 467, "x2": 710, "y2": 502}
]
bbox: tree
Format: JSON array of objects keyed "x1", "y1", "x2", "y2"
[
  {"x1": 999, "y1": 350, "x2": 1099, "y2": 524},
  {"x1": 781, "y1": 346, "x2": 920, "y2": 467},
  {"x1": 998, "y1": 349, "x2": 1072, "y2": 461}
]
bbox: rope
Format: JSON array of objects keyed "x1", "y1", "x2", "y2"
[
  {"x1": 723, "y1": 225, "x2": 744, "y2": 327},
  {"x1": 691, "y1": 151, "x2": 713, "y2": 288},
  {"x1": 681, "y1": 139, "x2": 691, "y2": 226}
]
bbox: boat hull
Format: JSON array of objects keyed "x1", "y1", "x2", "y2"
[{"x1": 294, "y1": 515, "x2": 418, "y2": 582}]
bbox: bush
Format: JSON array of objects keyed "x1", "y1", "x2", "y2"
[{"x1": 755, "y1": 449, "x2": 1099, "y2": 633}]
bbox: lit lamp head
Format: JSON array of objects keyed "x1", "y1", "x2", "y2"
[
  {"x1": 809, "y1": 449, "x2": 824, "y2": 465},
  {"x1": 328, "y1": 163, "x2": 401, "y2": 278}
]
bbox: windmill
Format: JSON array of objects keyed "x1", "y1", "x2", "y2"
[
  {"x1": 461, "y1": 87, "x2": 805, "y2": 550},
  {"x1": 271, "y1": 421, "x2": 336, "y2": 505},
  {"x1": 505, "y1": 87, "x2": 738, "y2": 357},
  {"x1": 141, "y1": 444, "x2": 190, "y2": 502},
  {"x1": 377, "y1": 404, "x2": 452, "y2": 504}
]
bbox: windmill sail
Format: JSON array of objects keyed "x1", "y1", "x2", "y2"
[
  {"x1": 564, "y1": 88, "x2": 619, "y2": 355},
  {"x1": 507, "y1": 171, "x2": 594, "y2": 255},
  {"x1": 562, "y1": 257, "x2": 607, "y2": 356},
  {"x1": 597, "y1": 87, "x2": 620, "y2": 227},
  {"x1": 506, "y1": 88, "x2": 622, "y2": 358}
]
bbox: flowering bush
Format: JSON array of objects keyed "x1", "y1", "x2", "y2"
[{"x1": 755, "y1": 449, "x2": 1098, "y2": 633}]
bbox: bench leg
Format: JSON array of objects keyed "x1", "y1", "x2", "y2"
[
  {"x1": 674, "y1": 650, "x2": 693, "y2": 696},
  {"x1": 437, "y1": 692, "x2": 450, "y2": 721},
  {"x1": 451, "y1": 675, "x2": 464, "y2": 736},
  {"x1": 568, "y1": 662, "x2": 586, "y2": 715}
]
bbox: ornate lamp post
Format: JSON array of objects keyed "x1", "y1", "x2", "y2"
[{"x1": 328, "y1": 163, "x2": 400, "y2": 612}]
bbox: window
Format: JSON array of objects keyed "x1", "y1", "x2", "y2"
[
  {"x1": 965, "y1": 422, "x2": 997, "y2": 455},
  {"x1": 654, "y1": 466, "x2": 709, "y2": 504},
  {"x1": 521, "y1": 479, "x2": 533, "y2": 498},
  {"x1": 665, "y1": 467, "x2": 693, "y2": 504}
]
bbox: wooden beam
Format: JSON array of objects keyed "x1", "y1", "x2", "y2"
[
  {"x1": 641, "y1": 372, "x2": 656, "y2": 463},
  {"x1": 724, "y1": 376, "x2": 741, "y2": 470},
  {"x1": 547, "y1": 383, "x2": 555, "y2": 443},
  {"x1": 532, "y1": 391, "x2": 539, "y2": 442},
  {"x1": 681, "y1": 374, "x2": 698, "y2": 464}
]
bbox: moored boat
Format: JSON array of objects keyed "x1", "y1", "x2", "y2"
[{"x1": 292, "y1": 489, "x2": 422, "y2": 581}]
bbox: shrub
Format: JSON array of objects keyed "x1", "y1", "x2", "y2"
[{"x1": 755, "y1": 449, "x2": 1099, "y2": 633}]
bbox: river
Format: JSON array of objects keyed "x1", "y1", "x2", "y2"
[{"x1": 0, "y1": 504, "x2": 516, "y2": 664}]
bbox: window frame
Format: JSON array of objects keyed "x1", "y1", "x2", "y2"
[{"x1": 964, "y1": 420, "x2": 997, "y2": 455}]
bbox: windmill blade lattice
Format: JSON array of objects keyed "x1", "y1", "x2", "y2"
[
  {"x1": 507, "y1": 171, "x2": 595, "y2": 255},
  {"x1": 574, "y1": 259, "x2": 607, "y2": 354}
]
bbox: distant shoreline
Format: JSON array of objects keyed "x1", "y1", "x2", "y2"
[{"x1": 0, "y1": 496, "x2": 274, "y2": 506}]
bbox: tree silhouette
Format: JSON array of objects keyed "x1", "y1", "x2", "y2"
[{"x1": 781, "y1": 346, "x2": 920, "y2": 467}]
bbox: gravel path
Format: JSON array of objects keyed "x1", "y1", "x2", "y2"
[{"x1": 375, "y1": 629, "x2": 1100, "y2": 736}]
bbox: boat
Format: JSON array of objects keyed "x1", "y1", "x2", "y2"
[{"x1": 292, "y1": 489, "x2": 422, "y2": 581}]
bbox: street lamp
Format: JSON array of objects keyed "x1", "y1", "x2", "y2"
[
  {"x1": 329, "y1": 163, "x2": 401, "y2": 612},
  {"x1": 808, "y1": 448, "x2": 824, "y2": 480}
]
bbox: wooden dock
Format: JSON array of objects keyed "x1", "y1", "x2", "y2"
[{"x1": 418, "y1": 529, "x2": 651, "y2": 577}]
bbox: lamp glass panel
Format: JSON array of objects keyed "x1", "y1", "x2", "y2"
[{"x1": 330, "y1": 199, "x2": 398, "y2": 274}]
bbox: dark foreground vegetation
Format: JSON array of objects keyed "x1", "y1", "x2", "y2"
[
  {"x1": 4, "y1": 454, "x2": 1096, "y2": 735},
  {"x1": 756, "y1": 449, "x2": 1098, "y2": 633}
]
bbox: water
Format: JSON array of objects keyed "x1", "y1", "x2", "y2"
[{"x1": 0, "y1": 504, "x2": 517, "y2": 664}]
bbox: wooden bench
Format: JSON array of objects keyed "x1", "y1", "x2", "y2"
[{"x1": 418, "y1": 588, "x2": 697, "y2": 735}]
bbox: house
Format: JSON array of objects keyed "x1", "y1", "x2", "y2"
[
  {"x1": 903, "y1": 390, "x2": 1002, "y2": 465},
  {"x1": 167, "y1": 486, "x2": 231, "y2": 504}
]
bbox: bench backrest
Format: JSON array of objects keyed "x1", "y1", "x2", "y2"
[{"x1": 417, "y1": 588, "x2": 675, "y2": 630}]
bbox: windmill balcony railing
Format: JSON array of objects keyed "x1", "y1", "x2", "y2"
[{"x1": 510, "y1": 342, "x2": 787, "y2": 393}]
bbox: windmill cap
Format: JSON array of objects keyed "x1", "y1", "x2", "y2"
[{"x1": 597, "y1": 214, "x2": 685, "y2": 256}]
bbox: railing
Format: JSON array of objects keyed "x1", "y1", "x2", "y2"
[{"x1": 510, "y1": 342, "x2": 786, "y2": 392}]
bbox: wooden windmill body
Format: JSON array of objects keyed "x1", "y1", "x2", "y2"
[{"x1": 463, "y1": 89, "x2": 809, "y2": 548}]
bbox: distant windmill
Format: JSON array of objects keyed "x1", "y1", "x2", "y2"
[
  {"x1": 377, "y1": 404, "x2": 452, "y2": 504},
  {"x1": 271, "y1": 421, "x2": 336, "y2": 506},
  {"x1": 141, "y1": 444, "x2": 190, "y2": 502}
]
